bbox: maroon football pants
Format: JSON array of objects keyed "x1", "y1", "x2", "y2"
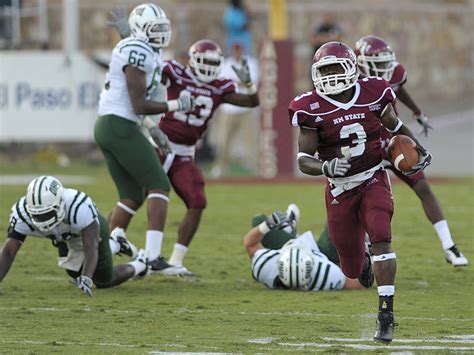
[
  {"x1": 325, "y1": 170, "x2": 394, "y2": 278},
  {"x1": 161, "y1": 154, "x2": 207, "y2": 209}
]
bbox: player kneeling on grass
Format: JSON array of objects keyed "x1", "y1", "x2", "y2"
[
  {"x1": 0, "y1": 176, "x2": 147, "y2": 297},
  {"x1": 244, "y1": 204, "x2": 373, "y2": 291}
]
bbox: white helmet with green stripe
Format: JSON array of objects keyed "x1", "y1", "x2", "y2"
[
  {"x1": 128, "y1": 3, "x2": 171, "y2": 49},
  {"x1": 277, "y1": 240, "x2": 314, "y2": 289},
  {"x1": 25, "y1": 176, "x2": 65, "y2": 232}
]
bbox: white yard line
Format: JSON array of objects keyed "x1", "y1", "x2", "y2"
[
  {"x1": 0, "y1": 306, "x2": 473, "y2": 323},
  {"x1": 275, "y1": 342, "x2": 474, "y2": 351}
]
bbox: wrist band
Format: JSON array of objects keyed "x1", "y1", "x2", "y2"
[
  {"x1": 246, "y1": 83, "x2": 257, "y2": 95},
  {"x1": 258, "y1": 221, "x2": 270, "y2": 235},
  {"x1": 167, "y1": 100, "x2": 180, "y2": 112}
]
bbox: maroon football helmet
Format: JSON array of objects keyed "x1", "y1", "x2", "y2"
[
  {"x1": 354, "y1": 35, "x2": 396, "y2": 81},
  {"x1": 311, "y1": 41, "x2": 359, "y2": 95},
  {"x1": 188, "y1": 39, "x2": 224, "y2": 83}
]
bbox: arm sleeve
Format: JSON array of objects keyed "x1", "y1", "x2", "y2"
[
  {"x1": 8, "y1": 199, "x2": 35, "y2": 237},
  {"x1": 69, "y1": 195, "x2": 99, "y2": 231},
  {"x1": 221, "y1": 79, "x2": 238, "y2": 95},
  {"x1": 288, "y1": 96, "x2": 318, "y2": 128},
  {"x1": 7, "y1": 227, "x2": 26, "y2": 243}
]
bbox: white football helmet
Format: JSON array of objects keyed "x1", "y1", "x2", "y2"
[
  {"x1": 277, "y1": 241, "x2": 314, "y2": 290},
  {"x1": 188, "y1": 39, "x2": 224, "y2": 83},
  {"x1": 25, "y1": 176, "x2": 65, "y2": 232},
  {"x1": 128, "y1": 3, "x2": 171, "y2": 50}
]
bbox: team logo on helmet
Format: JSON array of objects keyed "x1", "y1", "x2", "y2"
[
  {"x1": 277, "y1": 241, "x2": 314, "y2": 289},
  {"x1": 128, "y1": 3, "x2": 171, "y2": 50},
  {"x1": 25, "y1": 176, "x2": 65, "y2": 232}
]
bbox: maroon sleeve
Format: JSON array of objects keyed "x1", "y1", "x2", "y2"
[
  {"x1": 288, "y1": 94, "x2": 319, "y2": 129},
  {"x1": 219, "y1": 79, "x2": 238, "y2": 95},
  {"x1": 366, "y1": 78, "x2": 396, "y2": 117},
  {"x1": 391, "y1": 63, "x2": 408, "y2": 88}
]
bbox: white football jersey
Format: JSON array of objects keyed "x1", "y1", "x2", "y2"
[
  {"x1": 8, "y1": 189, "x2": 99, "y2": 271},
  {"x1": 98, "y1": 37, "x2": 164, "y2": 123},
  {"x1": 251, "y1": 231, "x2": 346, "y2": 291}
]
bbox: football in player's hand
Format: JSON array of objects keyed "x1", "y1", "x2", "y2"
[{"x1": 388, "y1": 135, "x2": 419, "y2": 172}]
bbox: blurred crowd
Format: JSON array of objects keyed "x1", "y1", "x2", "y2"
[{"x1": 1, "y1": 0, "x2": 473, "y2": 175}]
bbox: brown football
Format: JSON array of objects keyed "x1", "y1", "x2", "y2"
[{"x1": 387, "y1": 135, "x2": 419, "y2": 173}]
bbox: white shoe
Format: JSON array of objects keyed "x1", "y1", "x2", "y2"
[
  {"x1": 286, "y1": 203, "x2": 300, "y2": 223},
  {"x1": 110, "y1": 227, "x2": 138, "y2": 259},
  {"x1": 444, "y1": 245, "x2": 468, "y2": 267},
  {"x1": 133, "y1": 249, "x2": 149, "y2": 279}
]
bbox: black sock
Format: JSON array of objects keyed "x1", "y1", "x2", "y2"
[{"x1": 379, "y1": 295, "x2": 394, "y2": 312}]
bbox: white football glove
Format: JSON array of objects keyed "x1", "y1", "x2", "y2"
[
  {"x1": 177, "y1": 90, "x2": 196, "y2": 112},
  {"x1": 72, "y1": 275, "x2": 93, "y2": 297},
  {"x1": 231, "y1": 58, "x2": 252, "y2": 85},
  {"x1": 322, "y1": 157, "x2": 351, "y2": 177},
  {"x1": 403, "y1": 146, "x2": 432, "y2": 176},
  {"x1": 149, "y1": 126, "x2": 171, "y2": 156},
  {"x1": 107, "y1": 7, "x2": 130, "y2": 39},
  {"x1": 413, "y1": 112, "x2": 433, "y2": 137}
]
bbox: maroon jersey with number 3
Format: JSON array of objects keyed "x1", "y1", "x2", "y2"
[
  {"x1": 159, "y1": 60, "x2": 237, "y2": 146},
  {"x1": 289, "y1": 77, "x2": 396, "y2": 178}
]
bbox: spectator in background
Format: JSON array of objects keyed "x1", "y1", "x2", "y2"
[
  {"x1": 223, "y1": 0, "x2": 252, "y2": 55},
  {"x1": 211, "y1": 42, "x2": 260, "y2": 178},
  {"x1": 0, "y1": 0, "x2": 14, "y2": 49},
  {"x1": 311, "y1": 14, "x2": 342, "y2": 55}
]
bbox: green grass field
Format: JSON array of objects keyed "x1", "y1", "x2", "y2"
[{"x1": 0, "y1": 160, "x2": 473, "y2": 353}]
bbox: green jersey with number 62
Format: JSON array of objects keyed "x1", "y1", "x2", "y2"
[{"x1": 98, "y1": 37, "x2": 163, "y2": 123}]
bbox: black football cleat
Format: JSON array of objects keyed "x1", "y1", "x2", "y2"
[
  {"x1": 149, "y1": 256, "x2": 187, "y2": 276},
  {"x1": 374, "y1": 311, "x2": 395, "y2": 343}
]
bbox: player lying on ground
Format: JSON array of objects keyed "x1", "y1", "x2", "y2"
[
  {"x1": 244, "y1": 204, "x2": 374, "y2": 291},
  {"x1": 96, "y1": 4, "x2": 195, "y2": 276},
  {"x1": 289, "y1": 41, "x2": 432, "y2": 342},
  {"x1": 0, "y1": 176, "x2": 147, "y2": 297},
  {"x1": 354, "y1": 35, "x2": 467, "y2": 267}
]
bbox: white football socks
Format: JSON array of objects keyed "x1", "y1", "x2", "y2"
[
  {"x1": 169, "y1": 243, "x2": 188, "y2": 267},
  {"x1": 145, "y1": 230, "x2": 163, "y2": 261},
  {"x1": 128, "y1": 259, "x2": 146, "y2": 277},
  {"x1": 433, "y1": 220, "x2": 455, "y2": 250},
  {"x1": 109, "y1": 239, "x2": 121, "y2": 255},
  {"x1": 378, "y1": 285, "x2": 395, "y2": 297}
]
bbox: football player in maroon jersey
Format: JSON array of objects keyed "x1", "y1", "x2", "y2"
[
  {"x1": 149, "y1": 40, "x2": 259, "y2": 275},
  {"x1": 355, "y1": 35, "x2": 468, "y2": 267},
  {"x1": 289, "y1": 42, "x2": 432, "y2": 342}
]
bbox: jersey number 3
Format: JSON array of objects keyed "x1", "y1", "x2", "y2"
[{"x1": 339, "y1": 123, "x2": 367, "y2": 157}]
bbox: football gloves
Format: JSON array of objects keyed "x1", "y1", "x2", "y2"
[
  {"x1": 404, "y1": 146, "x2": 432, "y2": 176},
  {"x1": 149, "y1": 126, "x2": 171, "y2": 156},
  {"x1": 322, "y1": 157, "x2": 351, "y2": 177},
  {"x1": 413, "y1": 112, "x2": 433, "y2": 137},
  {"x1": 107, "y1": 7, "x2": 130, "y2": 39},
  {"x1": 72, "y1": 275, "x2": 93, "y2": 297},
  {"x1": 231, "y1": 58, "x2": 252, "y2": 86},
  {"x1": 266, "y1": 211, "x2": 291, "y2": 231},
  {"x1": 177, "y1": 90, "x2": 196, "y2": 112}
]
